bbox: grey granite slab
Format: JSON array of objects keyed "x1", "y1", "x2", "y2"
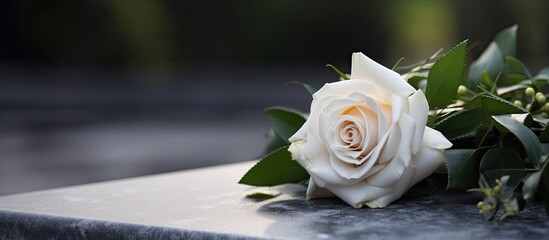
[{"x1": 0, "y1": 161, "x2": 548, "y2": 240}]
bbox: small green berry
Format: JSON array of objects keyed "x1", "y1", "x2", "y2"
[
  {"x1": 526, "y1": 104, "x2": 532, "y2": 111},
  {"x1": 493, "y1": 185, "x2": 501, "y2": 194},
  {"x1": 477, "y1": 201, "x2": 484, "y2": 209},
  {"x1": 513, "y1": 100, "x2": 523, "y2": 107},
  {"x1": 536, "y1": 92, "x2": 547, "y2": 104},
  {"x1": 457, "y1": 85, "x2": 467, "y2": 95},
  {"x1": 525, "y1": 87, "x2": 535, "y2": 96},
  {"x1": 544, "y1": 103, "x2": 549, "y2": 111}
]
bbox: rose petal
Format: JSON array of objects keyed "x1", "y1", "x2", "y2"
[
  {"x1": 306, "y1": 178, "x2": 336, "y2": 199},
  {"x1": 344, "y1": 95, "x2": 386, "y2": 157},
  {"x1": 423, "y1": 127, "x2": 452, "y2": 150},
  {"x1": 355, "y1": 106, "x2": 378, "y2": 154},
  {"x1": 377, "y1": 103, "x2": 392, "y2": 138},
  {"x1": 303, "y1": 135, "x2": 363, "y2": 185},
  {"x1": 366, "y1": 150, "x2": 409, "y2": 188},
  {"x1": 290, "y1": 95, "x2": 340, "y2": 143},
  {"x1": 378, "y1": 123, "x2": 401, "y2": 164},
  {"x1": 390, "y1": 94, "x2": 407, "y2": 125},
  {"x1": 322, "y1": 95, "x2": 381, "y2": 163},
  {"x1": 329, "y1": 125, "x2": 394, "y2": 180},
  {"x1": 408, "y1": 147, "x2": 445, "y2": 187},
  {"x1": 351, "y1": 52, "x2": 415, "y2": 98},
  {"x1": 345, "y1": 93, "x2": 388, "y2": 143},
  {"x1": 366, "y1": 114, "x2": 415, "y2": 187},
  {"x1": 396, "y1": 114, "x2": 417, "y2": 168},
  {"x1": 319, "y1": 97, "x2": 381, "y2": 159},
  {"x1": 314, "y1": 80, "x2": 383, "y2": 106},
  {"x1": 289, "y1": 120, "x2": 309, "y2": 143},
  {"x1": 291, "y1": 80, "x2": 388, "y2": 145},
  {"x1": 324, "y1": 181, "x2": 392, "y2": 208},
  {"x1": 328, "y1": 114, "x2": 370, "y2": 164},
  {"x1": 288, "y1": 140, "x2": 307, "y2": 166},
  {"x1": 364, "y1": 165, "x2": 416, "y2": 208},
  {"x1": 408, "y1": 90, "x2": 429, "y2": 154}
]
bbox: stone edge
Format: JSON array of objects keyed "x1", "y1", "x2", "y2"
[{"x1": 0, "y1": 210, "x2": 271, "y2": 240}]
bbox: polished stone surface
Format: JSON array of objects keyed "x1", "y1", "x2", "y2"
[{"x1": 1, "y1": 161, "x2": 548, "y2": 239}]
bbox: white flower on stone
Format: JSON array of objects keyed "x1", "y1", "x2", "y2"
[{"x1": 288, "y1": 52, "x2": 452, "y2": 208}]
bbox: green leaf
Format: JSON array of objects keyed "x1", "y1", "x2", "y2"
[
  {"x1": 538, "y1": 171, "x2": 549, "y2": 215},
  {"x1": 468, "y1": 43, "x2": 505, "y2": 88},
  {"x1": 446, "y1": 148, "x2": 488, "y2": 189},
  {"x1": 492, "y1": 115, "x2": 542, "y2": 168},
  {"x1": 523, "y1": 156, "x2": 549, "y2": 215},
  {"x1": 288, "y1": 81, "x2": 318, "y2": 95},
  {"x1": 481, "y1": 70, "x2": 494, "y2": 89},
  {"x1": 535, "y1": 66, "x2": 549, "y2": 80},
  {"x1": 534, "y1": 116, "x2": 549, "y2": 126},
  {"x1": 264, "y1": 130, "x2": 288, "y2": 154},
  {"x1": 475, "y1": 123, "x2": 494, "y2": 147},
  {"x1": 244, "y1": 188, "x2": 281, "y2": 199},
  {"x1": 481, "y1": 95, "x2": 527, "y2": 115},
  {"x1": 325, "y1": 64, "x2": 350, "y2": 80},
  {"x1": 462, "y1": 94, "x2": 484, "y2": 109},
  {"x1": 505, "y1": 74, "x2": 529, "y2": 85},
  {"x1": 479, "y1": 147, "x2": 526, "y2": 188},
  {"x1": 425, "y1": 40, "x2": 467, "y2": 108},
  {"x1": 468, "y1": 25, "x2": 518, "y2": 87},
  {"x1": 494, "y1": 24, "x2": 518, "y2": 57},
  {"x1": 433, "y1": 108, "x2": 484, "y2": 141},
  {"x1": 265, "y1": 107, "x2": 306, "y2": 144},
  {"x1": 540, "y1": 126, "x2": 549, "y2": 143},
  {"x1": 523, "y1": 114, "x2": 543, "y2": 129},
  {"x1": 522, "y1": 159, "x2": 549, "y2": 201},
  {"x1": 239, "y1": 146, "x2": 309, "y2": 186},
  {"x1": 505, "y1": 56, "x2": 532, "y2": 79},
  {"x1": 406, "y1": 75, "x2": 427, "y2": 90}
]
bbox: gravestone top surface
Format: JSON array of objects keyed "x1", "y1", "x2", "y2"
[{"x1": 1, "y1": 161, "x2": 548, "y2": 239}]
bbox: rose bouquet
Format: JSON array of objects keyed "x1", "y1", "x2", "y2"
[{"x1": 239, "y1": 25, "x2": 549, "y2": 221}]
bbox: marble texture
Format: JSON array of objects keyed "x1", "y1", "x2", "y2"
[{"x1": 0, "y1": 161, "x2": 548, "y2": 239}]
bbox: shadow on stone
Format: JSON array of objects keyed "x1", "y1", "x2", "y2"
[{"x1": 256, "y1": 191, "x2": 549, "y2": 239}]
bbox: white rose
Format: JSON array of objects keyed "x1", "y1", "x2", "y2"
[{"x1": 288, "y1": 52, "x2": 452, "y2": 208}]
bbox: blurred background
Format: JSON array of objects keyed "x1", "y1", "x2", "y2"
[{"x1": 1, "y1": 0, "x2": 548, "y2": 195}]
